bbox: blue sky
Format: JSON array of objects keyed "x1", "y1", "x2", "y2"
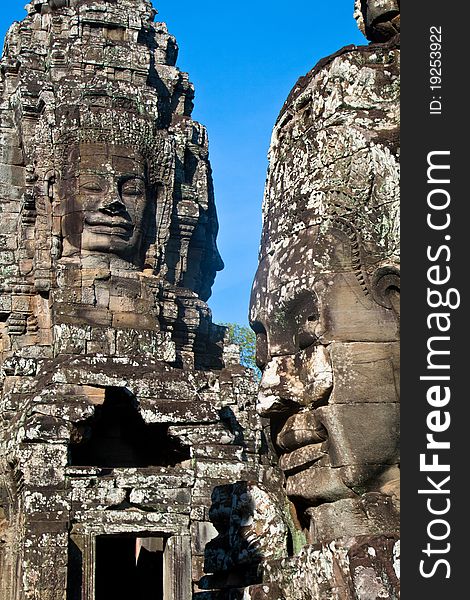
[{"x1": 0, "y1": 1, "x2": 365, "y2": 326}]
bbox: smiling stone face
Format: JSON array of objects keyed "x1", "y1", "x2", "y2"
[
  {"x1": 60, "y1": 143, "x2": 153, "y2": 265},
  {"x1": 251, "y1": 225, "x2": 400, "y2": 508},
  {"x1": 250, "y1": 40, "x2": 400, "y2": 539}
]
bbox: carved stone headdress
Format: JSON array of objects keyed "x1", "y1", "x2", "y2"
[
  {"x1": 260, "y1": 42, "x2": 400, "y2": 276},
  {"x1": 35, "y1": 91, "x2": 174, "y2": 186}
]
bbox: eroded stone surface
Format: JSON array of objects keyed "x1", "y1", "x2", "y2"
[
  {"x1": 0, "y1": 2, "x2": 285, "y2": 599},
  {"x1": 249, "y1": 1, "x2": 400, "y2": 597},
  {"x1": 354, "y1": 0, "x2": 401, "y2": 43},
  {"x1": 246, "y1": 536, "x2": 400, "y2": 600},
  {"x1": 0, "y1": 0, "x2": 227, "y2": 371}
]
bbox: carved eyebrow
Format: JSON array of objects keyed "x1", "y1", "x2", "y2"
[
  {"x1": 285, "y1": 290, "x2": 318, "y2": 316},
  {"x1": 79, "y1": 171, "x2": 107, "y2": 178}
]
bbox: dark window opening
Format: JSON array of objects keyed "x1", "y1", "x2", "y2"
[
  {"x1": 95, "y1": 535, "x2": 164, "y2": 600},
  {"x1": 70, "y1": 387, "x2": 190, "y2": 468}
]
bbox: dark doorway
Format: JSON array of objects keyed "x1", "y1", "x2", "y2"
[
  {"x1": 66, "y1": 538, "x2": 83, "y2": 600},
  {"x1": 70, "y1": 387, "x2": 190, "y2": 468},
  {"x1": 95, "y1": 535, "x2": 164, "y2": 600}
]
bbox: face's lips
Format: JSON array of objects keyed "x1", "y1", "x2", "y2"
[
  {"x1": 85, "y1": 216, "x2": 134, "y2": 235},
  {"x1": 277, "y1": 411, "x2": 327, "y2": 452},
  {"x1": 279, "y1": 442, "x2": 327, "y2": 474},
  {"x1": 274, "y1": 409, "x2": 329, "y2": 485}
]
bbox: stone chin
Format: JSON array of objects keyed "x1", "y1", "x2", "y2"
[
  {"x1": 283, "y1": 461, "x2": 399, "y2": 504},
  {"x1": 62, "y1": 225, "x2": 143, "y2": 264},
  {"x1": 285, "y1": 465, "x2": 355, "y2": 505}
]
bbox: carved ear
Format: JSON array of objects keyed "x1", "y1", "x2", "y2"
[{"x1": 371, "y1": 266, "x2": 400, "y2": 310}]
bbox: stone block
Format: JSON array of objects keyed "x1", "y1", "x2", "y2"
[
  {"x1": 112, "y1": 311, "x2": 157, "y2": 330},
  {"x1": 307, "y1": 494, "x2": 400, "y2": 543},
  {"x1": 329, "y1": 342, "x2": 400, "y2": 404},
  {"x1": 315, "y1": 404, "x2": 400, "y2": 468}
]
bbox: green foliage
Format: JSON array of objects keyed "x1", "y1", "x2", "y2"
[{"x1": 219, "y1": 322, "x2": 261, "y2": 377}]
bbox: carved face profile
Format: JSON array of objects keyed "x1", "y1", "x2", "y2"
[
  {"x1": 250, "y1": 223, "x2": 400, "y2": 510},
  {"x1": 60, "y1": 142, "x2": 153, "y2": 265},
  {"x1": 250, "y1": 36, "x2": 400, "y2": 534}
]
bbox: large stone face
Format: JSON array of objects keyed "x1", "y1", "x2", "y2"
[
  {"x1": 250, "y1": 40, "x2": 400, "y2": 522},
  {"x1": 249, "y1": 2, "x2": 400, "y2": 598}
]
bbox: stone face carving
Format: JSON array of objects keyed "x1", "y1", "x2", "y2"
[
  {"x1": 0, "y1": 0, "x2": 227, "y2": 369},
  {"x1": 59, "y1": 142, "x2": 153, "y2": 263},
  {"x1": 249, "y1": 1, "x2": 400, "y2": 595}
]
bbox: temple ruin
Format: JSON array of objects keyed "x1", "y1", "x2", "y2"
[{"x1": 0, "y1": 1, "x2": 400, "y2": 598}]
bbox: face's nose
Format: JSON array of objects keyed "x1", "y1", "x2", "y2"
[
  {"x1": 257, "y1": 355, "x2": 305, "y2": 416},
  {"x1": 257, "y1": 344, "x2": 333, "y2": 417},
  {"x1": 213, "y1": 245, "x2": 224, "y2": 273},
  {"x1": 100, "y1": 197, "x2": 127, "y2": 217},
  {"x1": 204, "y1": 218, "x2": 224, "y2": 273}
]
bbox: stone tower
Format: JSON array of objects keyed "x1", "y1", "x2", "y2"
[{"x1": 0, "y1": 2, "x2": 287, "y2": 599}]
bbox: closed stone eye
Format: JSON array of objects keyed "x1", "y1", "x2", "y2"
[
  {"x1": 291, "y1": 291, "x2": 320, "y2": 351},
  {"x1": 122, "y1": 183, "x2": 145, "y2": 196},
  {"x1": 81, "y1": 181, "x2": 104, "y2": 193},
  {"x1": 297, "y1": 317, "x2": 320, "y2": 350}
]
